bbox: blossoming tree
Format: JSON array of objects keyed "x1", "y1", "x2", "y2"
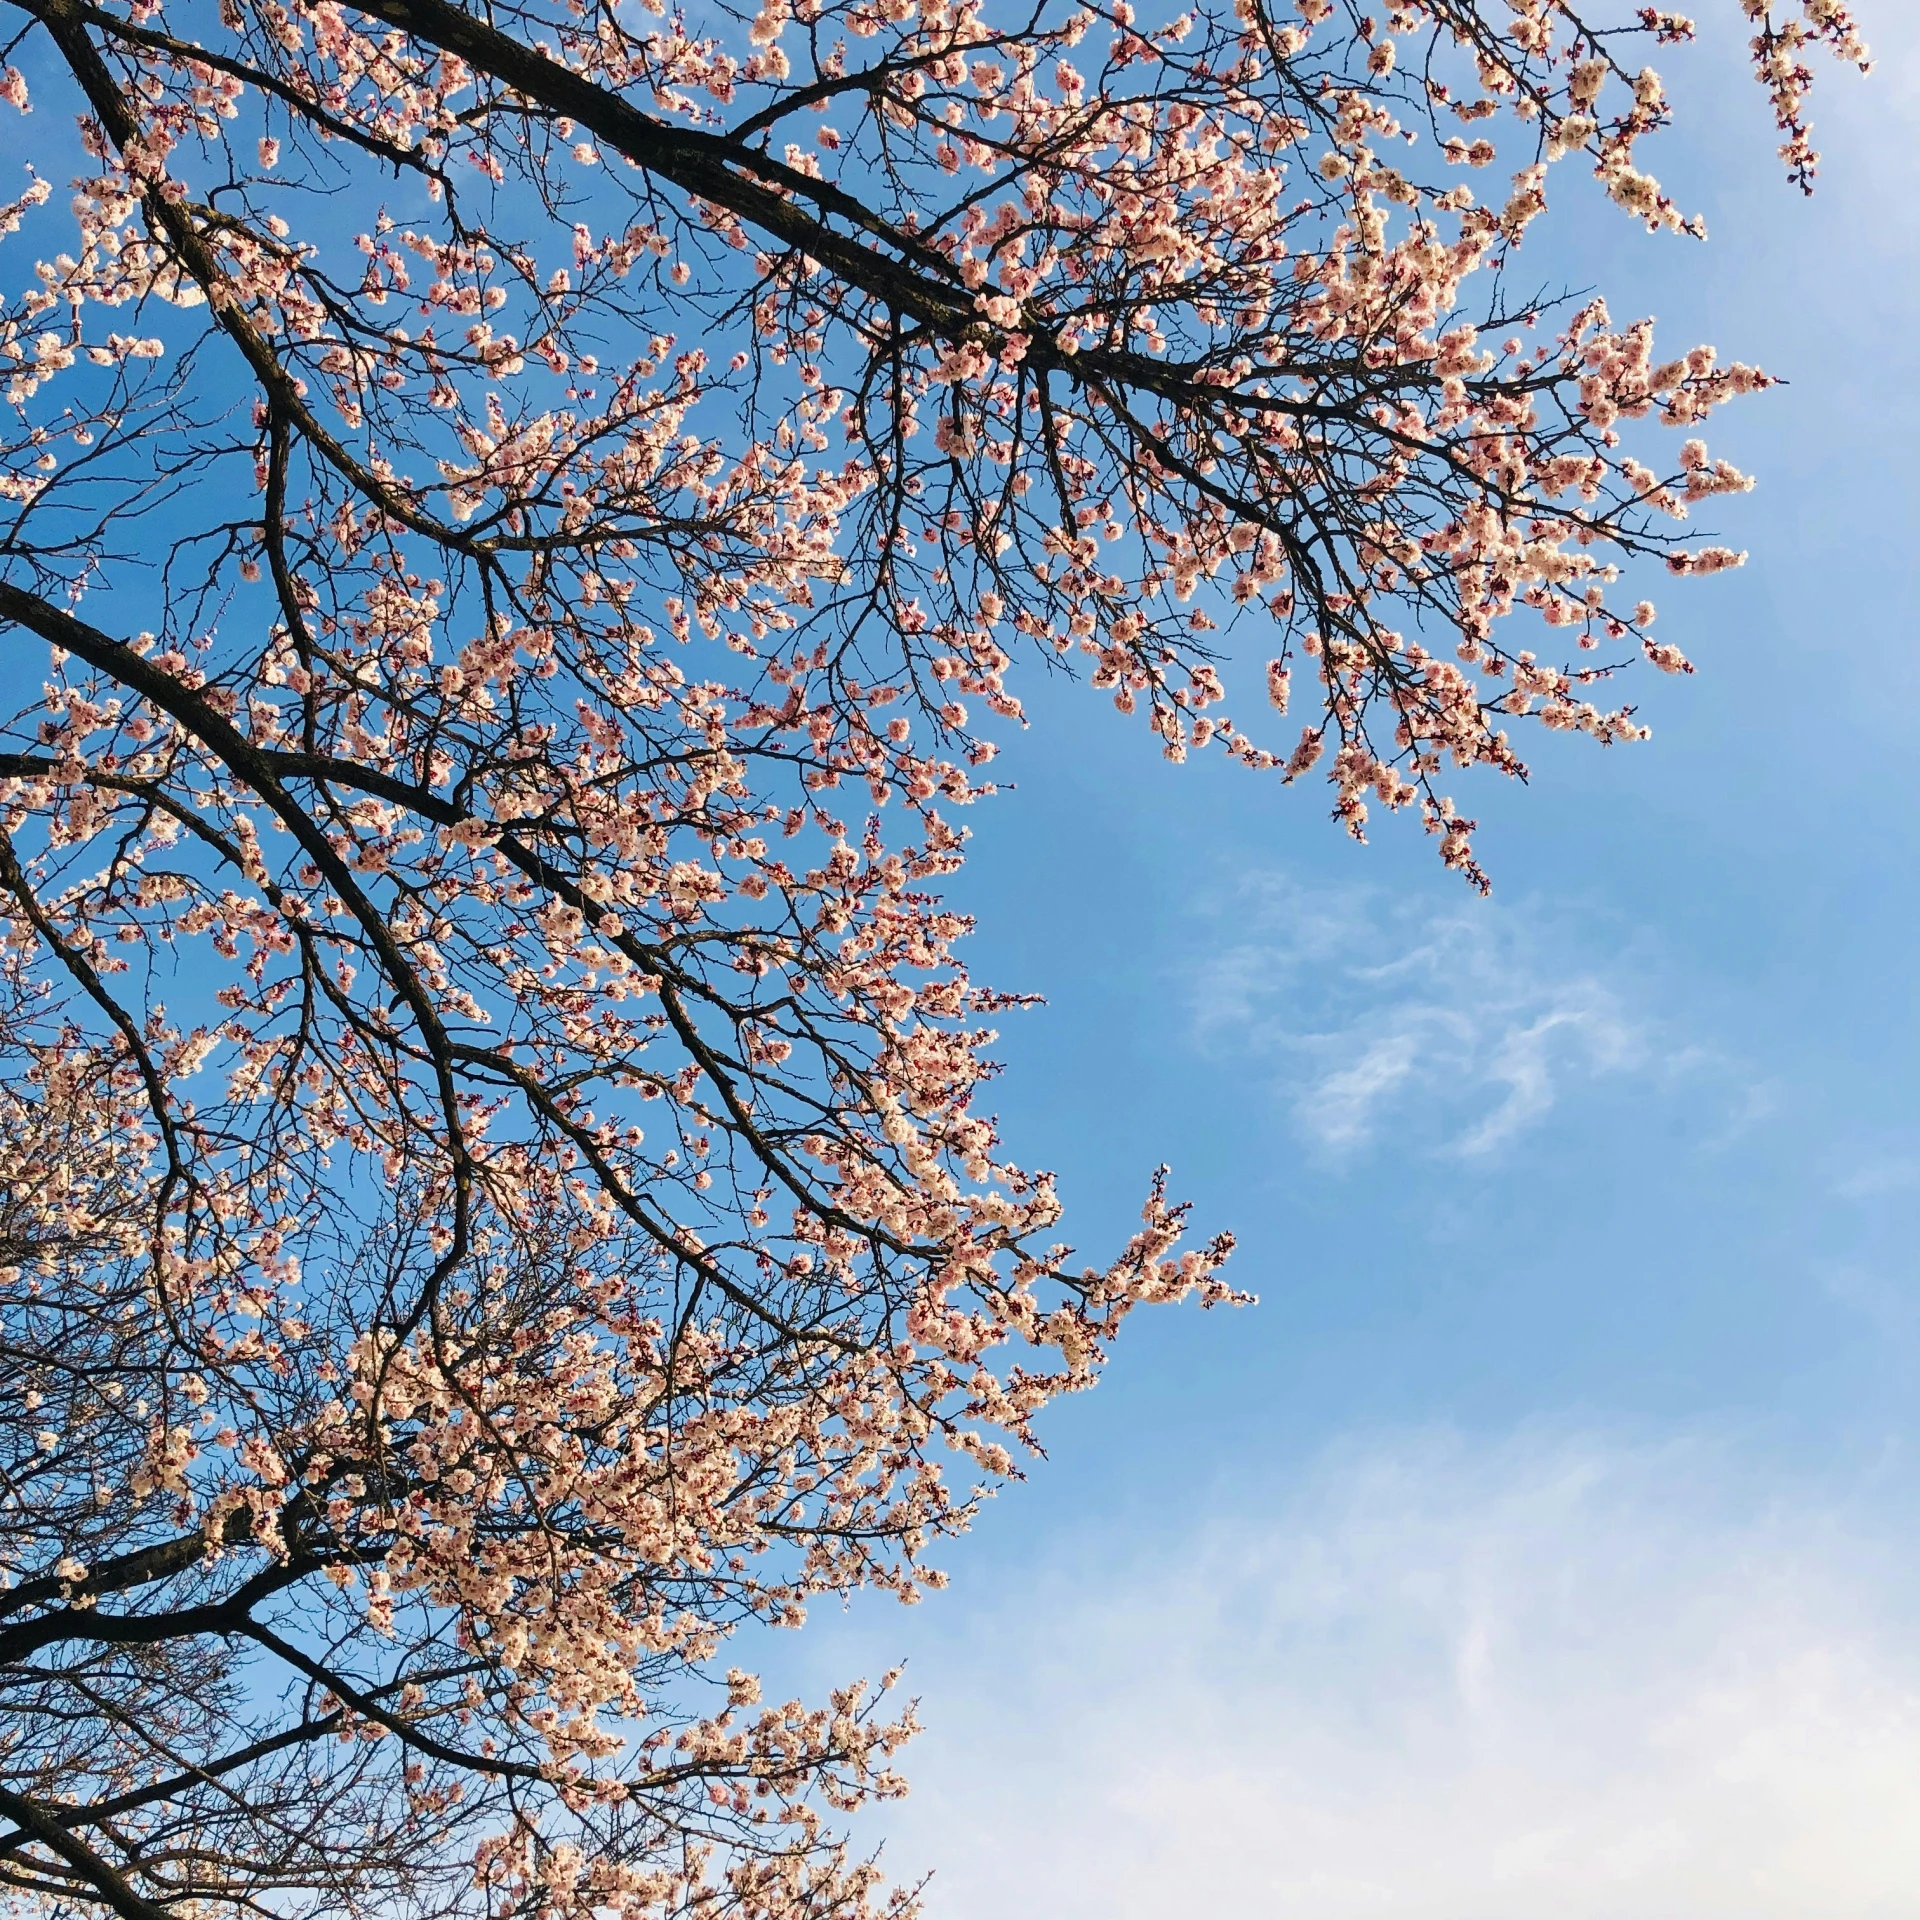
[{"x1": 0, "y1": 0, "x2": 1867, "y2": 1914}]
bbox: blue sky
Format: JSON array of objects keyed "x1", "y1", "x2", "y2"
[{"x1": 751, "y1": 10, "x2": 1920, "y2": 1914}]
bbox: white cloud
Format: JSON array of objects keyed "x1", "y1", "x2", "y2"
[
  {"x1": 1832, "y1": 1155, "x2": 1920, "y2": 1202},
  {"x1": 1185, "y1": 874, "x2": 1675, "y2": 1159},
  {"x1": 840, "y1": 1433, "x2": 1920, "y2": 1920}
]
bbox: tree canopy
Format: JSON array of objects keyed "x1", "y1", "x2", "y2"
[{"x1": 0, "y1": 0, "x2": 1868, "y2": 1916}]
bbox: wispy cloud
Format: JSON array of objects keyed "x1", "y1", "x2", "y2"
[
  {"x1": 836, "y1": 1432, "x2": 1920, "y2": 1920},
  {"x1": 1831, "y1": 1156, "x2": 1920, "y2": 1202},
  {"x1": 1184, "y1": 872, "x2": 1745, "y2": 1159}
]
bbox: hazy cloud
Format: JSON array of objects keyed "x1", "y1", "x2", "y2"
[
  {"x1": 1831, "y1": 1155, "x2": 1920, "y2": 1202},
  {"x1": 837, "y1": 1432, "x2": 1920, "y2": 1920}
]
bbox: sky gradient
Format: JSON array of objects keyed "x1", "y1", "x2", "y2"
[{"x1": 747, "y1": 10, "x2": 1920, "y2": 1914}]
